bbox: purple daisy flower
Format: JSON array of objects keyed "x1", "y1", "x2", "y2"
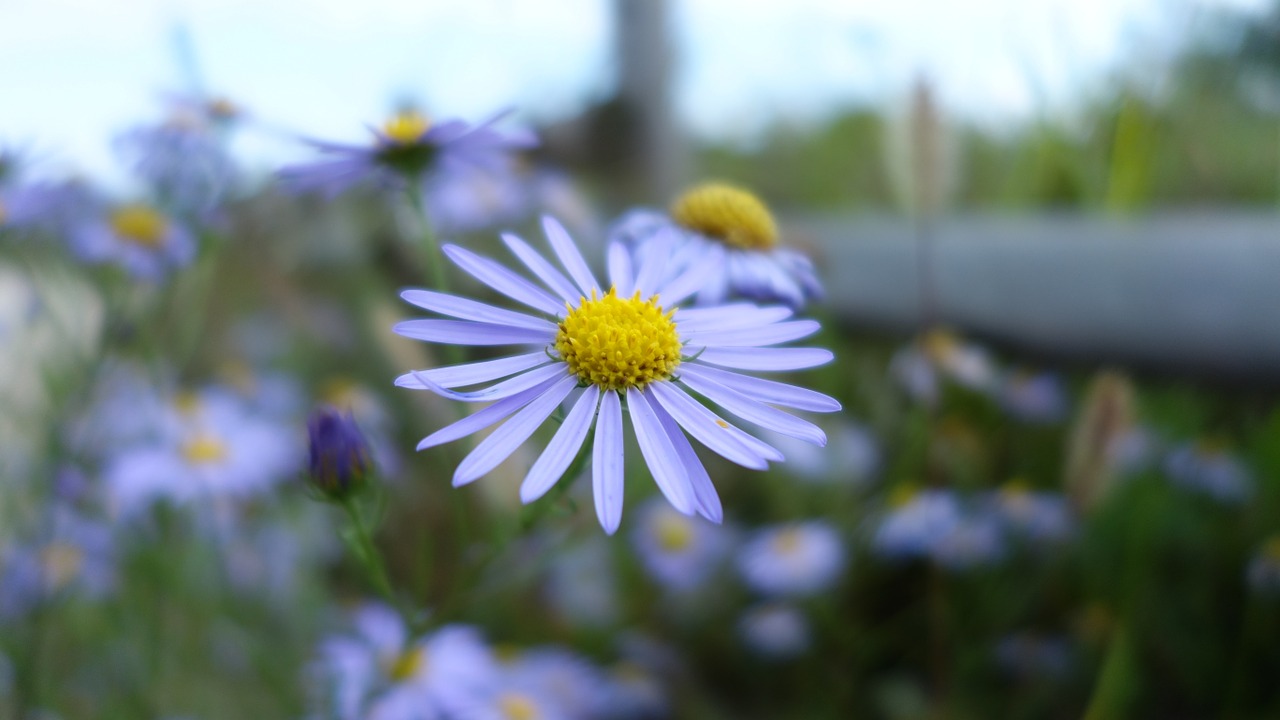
[
  {"x1": 67, "y1": 203, "x2": 196, "y2": 281},
  {"x1": 610, "y1": 182, "x2": 823, "y2": 309},
  {"x1": 276, "y1": 108, "x2": 536, "y2": 201},
  {"x1": 394, "y1": 216, "x2": 841, "y2": 534}
]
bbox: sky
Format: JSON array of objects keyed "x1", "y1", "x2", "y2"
[{"x1": 0, "y1": 0, "x2": 1270, "y2": 182}]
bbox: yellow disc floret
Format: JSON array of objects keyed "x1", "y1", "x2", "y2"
[
  {"x1": 498, "y1": 693, "x2": 539, "y2": 720},
  {"x1": 110, "y1": 205, "x2": 168, "y2": 248},
  {"x1": 382, "y1": 110, "x2": 430, "y2": 145},
  {"x1": 670, "y1": 182, "x2": 778, "y2": 250},
  {"x1": 555, "y1": 288, "x2": 682, "y2": 391},
  {"x1": 655, "y1": 513, "x2": 695, "y2": 552},
  {"x1": 182, "y1": 435, "x2": 228, "y2": 465},
  {"x1": 386, "y1": 647, "x2": 426, "y2": 682}
]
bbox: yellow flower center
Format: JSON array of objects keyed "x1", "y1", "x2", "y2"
[
  {"x1": 888, "y1": 483, "x2": 919, "y2": 508},
  {"x1": 382, "y1": 110, "x2": 430, "y2": 145},
  {"x1": 386, "y1": 647, "x2": 426, "y2": 682},
  {"x1": 555, "y1": 288, "x2": 682, "y2": 391},
  {"x1": 174, "y1": 392, "x2": 202, "y2": 416},
  {"x1": 40, "y1": 544, "x2": 85, "y2": 590},
  {"x1": 771, "y1": 528, "x2": 803, "y2": 555},
  {"x1": 208, "y1": 97, "x2": 238, "y2": 120},
  {"x1": 921, "y1": 327, "x2": 960, "y2": 364},
  {"x1": 655, "y1": 513, "x2": 694, "y2": 552},
  {"x1": 498, "y1": 693, "x2": 539, "y2": 720},
  {"x1": 109, "y1": 205, "x2": 168, "y2": 247},
  {"x1": 182, "y1": 435, "x2": 227, "y2": 465},
  {"x1": 670, "y1": 182, "x2": 778, "y2": 250},
  {"x1": 321, "y1": 377, "x2": 360, "y2": 409}
]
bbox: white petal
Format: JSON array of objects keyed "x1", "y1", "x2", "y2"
[
  {"x1": 647, "y1": 380, "x2": 772, "y2": 469},
  {"x1": 648, "y1": 388, "x2": 723, "y2": 523},
  {"x1": 607, "y1": 242, "x2": 634, "y2": 297},
  {"x1": 541, "y1": 216, "x2": 599, "y2": 295},
  {"x1": 453, "y1": 376, "x2": 578, "y2": 486},
  {"x1": 502, "y1": 232, "x2": 581, "y2": 304},
  {"x1": 407, "y1": 364, "x2": 569, "y2": 403},
  {"x1": 396, "y1": 352, "x2": 550, "y2": 389},
  {"x1": 694, "y1": 347, "x2": 834, "y2": 372},
  {"x1": 684, "y1": 320, "x2": 820, "y2": 348},
  {"x1": 678, "y1": 364, "x2": 840, "y2": 412},
  {"x1": 678, "y1": 372, "x2": 827, "y2": 446},
  {"x1": 393, "y1": 319, "x2": 553, "y2": 346},
  {"x1": 400, "y1": 289, "x2": 555, "y2": 331},
  {"x1": 627, "y1": 387, "x2": 696, "y2": 514},
  {"x1": 631, "y1": 232, "x2": 677, "y2": 295},
  {"x1": 415, "y1": 380, "x2": 558, "y2": 450},
  {"x1": 519, "y1": 386, "x2": 600, "y2": 503},
  {"x1": 443, "y1": 244, "x2": 565, "y2": 316},
  {"x1": 593, "y1": 390, "x2": 625, "y2": 534},
  {"x1": 655, "y1": 249, "x2": 723, "y2": 307}
]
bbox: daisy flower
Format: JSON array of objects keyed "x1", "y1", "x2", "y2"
[
  {"x1": 315, "y1": 604, "x2": 497, "y2": 720},
  {"x1": 738, "y1": 603, "x2": 811, "y2": 659},
  {"x1": 998, "y1": 370, "x2": 1068, "y2": 424},
  {"x1": 1163, "y1": 440, "x2": 1252, "y2": 504},
  {"x1": 736, "y1": 521, "x2": 845, "y2": 597},
  {"x1": 0, "y1": 505, "x2": 115, "y2": 620},
  {"x1": 630, "y1": 498, "x2": 734, "y2": 592},
  {"x1": 610, "y1": 182, "x2": 822, "y2": 308},
  {"x1": 277, "y1": 108, "x2": 535, "y2": 201},
  {"x1": 991, "y1": 482, "x2": 1074, "y2": 545},
  {"x1": 68, "y1": 202, "x2": 196, "y2": 281},
  {"x1": 394, "y1": 217, "x2": 840, "y2": 533}
]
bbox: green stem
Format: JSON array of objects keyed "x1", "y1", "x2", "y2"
[
  {"x1": 1082, "y1": 624, "x2": 1136, "y2": 720},
  {"x1": 339, "y1": 497, "x2": 417, "y2": 630}
]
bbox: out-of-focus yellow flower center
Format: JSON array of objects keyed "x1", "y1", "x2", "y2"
[
  {"x1": 771, "y1": 528, "x2": 803, "y2": 555},
  {"x1": 498, "y1": 693, "x2": 539, "y2": 720},
  {"x1": 921, "y1": 328, "x2": 960, "y2": 364},
  {"x1": 208, "y1": 97, "x2": 238, "y2": 120},
  {"x1": 387, "y1": 647, "x2": 426, "y2": 682},
  {"x1": 110, "y1": 205, "x2": 168, "y2": 247},
  {"x1": 888, "y1": 483, "x2": 918, "y2": 508},
  {"x1": 174, "y1": 392, "x2": 202, "y2": 416},
  {"x1": 555, "y1": 288, "x2": 682, "y2": 391},
  {"x1": 322, "y1": 377, "x2": 360, "y2": 409},
  {"x1": 382, "y1": 111, "x2": 430, "y2": 145},
  {"x1": 1263, "y1": 536, "x2": 1280, "y2": 562},
  {"x1": 493, "y1": 644, "x2": 523, "y2": 665},
  {"x1": 182, "y1": 435, "x2": 227, "y2": 465},
  {"x1": 40, "y1": 544, "x2": 84, "y2": 590},
  {"x1": 654, "y1": 513, "x2": 694, "y2": 552},
  {"x1": 670, "y1": 182, "x2": 778, "y2": 250}
]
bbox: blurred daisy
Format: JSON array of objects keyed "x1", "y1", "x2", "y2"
[
  {"x1": 630, "y1": 497, "x2": 733, "y2": 592},
  {"x1": 68, "y1": 203, "x2": 196, "y2": 281},
  {"x1": 1163, "y1": 440, "x2": 1252, "y2": 504},
  {"x1": 114, "y1": 98, "x2": 239, "y2": 216},
  {"x1": 992, "y1": 482, "x2": 1075, "y2": 545},
  {"x1": 890, "y1": 328, "x2": 997, "y2": 404},
  {"x1": 103, "y1": 386, "x2": 299, "y2": 516},
  {"x1": 873, "y1": 488, "x2": 962, "y2": 561},
  {"x1": 424, "y1": 161, "x2": 532, "y2": 235},
  {"x1": 395, "y1": 216, "x2": 840, "y2": 533},
  {"x1": 601, "y1": 662, "x2": 667, "y2": 719},
  {"x1": 1246, "y1": 536, "x2": 1280, "y2": 595},
  {"x1": 491, "y1": 646, "x2": 612, "y2": 720},
  {"x1": 737, "y1": 521, "x2": 845, "y2": 597},
  {"x1": 610, "y1": 182, "x2": 822, "y2": 308},
  {"x1": 0, "y1": 179, "x2": 96, "y2": 236},
  {"x1": 316, "y1": 604, "x2": 497, "y2": 720},
  {"x1": 998, "y1": 371, "x2": 1068, "y2": 424},
  {"x1": 277, "y1": 108, "x2": 535, "y2": 201},
  {"x1": 0, "y1": 505, "x2": 115, "y2": 619},
  {"x1": 739, "y1": 603, "x2": 810, "y2": 659}
]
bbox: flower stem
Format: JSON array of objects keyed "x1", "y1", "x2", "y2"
[{"x1": 339, "y1": 495, "x2": 422, "y2": 632}]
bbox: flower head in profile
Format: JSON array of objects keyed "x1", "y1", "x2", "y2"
[
  {"x1": 736, "y1": 521, "x2": 845, "y2": 597},
  {"x1": 277, "y1": 108, "x2": 536, "y2": 201},
  {"x1": 68, "y1": 202, "x2": 196, "y2": 280},
  {"x1": 610, "y1": 182, "x2": 823, "y2": 308},
  {"x1": 394, "y1": 217, "x2": 840, "y2": 533}
]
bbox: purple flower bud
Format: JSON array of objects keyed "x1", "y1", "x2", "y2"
[{"x1": 306, "y1": 406, "x2": 372, "y2": 500}]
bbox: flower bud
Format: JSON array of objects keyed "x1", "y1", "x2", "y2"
[{"x1": 306, "y1": 406, "x2": 372, "y2": 500}]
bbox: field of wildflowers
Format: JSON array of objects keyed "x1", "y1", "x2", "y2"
[{"x1": 2, "y1": 5, "x2": 1280, "y2": 718}]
